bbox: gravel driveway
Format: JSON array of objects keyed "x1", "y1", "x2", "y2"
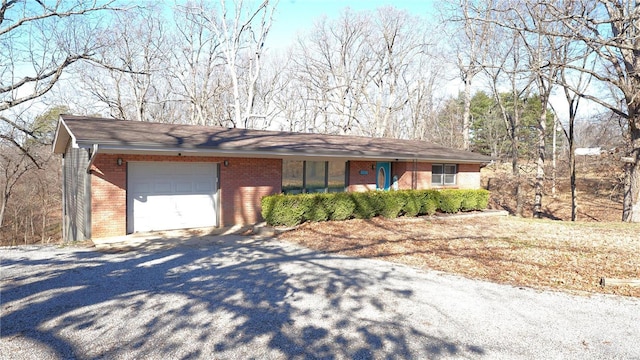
[{"x1": 1, "y1": 234, "x2": 639, "y2": 359}]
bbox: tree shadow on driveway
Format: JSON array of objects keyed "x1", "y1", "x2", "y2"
[{"x1": 1, "y1": 235, "x2": 485, "y2": 359}]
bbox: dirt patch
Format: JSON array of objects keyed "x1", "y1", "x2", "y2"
[{"x1": 278, "y1": 215, "x2": 640, "y2": 297}]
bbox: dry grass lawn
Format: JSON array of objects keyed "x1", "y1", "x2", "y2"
[{"x1": 278, "y1": 215, "x2": 640, "y2": 297}]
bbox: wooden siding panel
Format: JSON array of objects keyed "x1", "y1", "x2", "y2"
[{"x1": 63, "y1": 145, "x2": 89, "y2": 241}]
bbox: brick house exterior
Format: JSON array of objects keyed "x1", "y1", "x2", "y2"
[{"x1": 53, "y1": 115, "x2": 491, "y2": 241}]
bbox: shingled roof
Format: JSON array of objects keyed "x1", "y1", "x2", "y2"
[{"x1": 53, "y1": 115, "x2": 492, "y2": 163}]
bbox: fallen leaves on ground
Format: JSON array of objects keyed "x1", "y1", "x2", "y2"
[{"x1": 278, "y1": 215, "x2": 640, "y2": 297}]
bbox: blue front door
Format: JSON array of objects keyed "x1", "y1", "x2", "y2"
[{"x1": 376, "y1": 162, "x2": 391, "y2": 190}]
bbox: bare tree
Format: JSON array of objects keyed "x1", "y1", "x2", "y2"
[
  {"x1": 78, "y1": 6, "x2": 174, "y2": 123},
  {"x1": 269, "y1": 50, "x2": 314, "y2": 132},
  {"x1": 474, "y1": 1, "x2": 640, "y2": 221},
  {"x1": 445, "y1": 0, "x2": 493, "y2": 150},
  {"x1": 252, "y1": 53, "x2": 291, "y2": 130},
  {"x1": 170, "y1": 2, "x2": 228, "y2": 126},
  {"x1": 1, "y1": 0, "x2": 121, "y2": 234},
  {"x1": 516, "y1": 2, "x2": 564, "y2": 218},
  {"x1": 76, "y1": 2, "x2": 228, "y2": 126},
  {"x1": 1, "y1": 106, "x2": 62, "y2": 238},
  {"x1": 468, "y1": 1, "x2": 564, "y2": 217},
  {"x1": 291, "y1": 10, "x2": 372, "y2": 135},
  {"x1": 70, "y1": 1, "x2": 277, "y2": 128},
  {"x1": 405, "y1": 63, "x2": 443, "y2": 141},
  {"x1": 288, "y1": 7, "x2": 438, "y2": 138},
  {"x1": 197, "y1": 0, "x2": 278, "y2": 128},
  {"x1": 482, "y1": 21, "x2": 530, "y2": 216},
  {"x1": 0, "y1": 139, "x2": 35, "y2": 227},
  {"x1": 574, "y1": 113, "x2": 625, "y2": 150},
  {"x1": 432, "y1": 96, "x2": 465, "y2": 148},
  {"x1": 1, "y1": 0, "x2": 122, "y2": 154},
  {"x1": 556, "y1": 45, "x2": 594, "y2": 221},
  {"x1": 365, "y1": 7, "x2": 430, "y2": 138},
  {"x1": 551, "y1": 1, "x2": 640, "y2": 222},
  {"x1": 0, "y1": 138, "x2": 60, "y2": 242}
]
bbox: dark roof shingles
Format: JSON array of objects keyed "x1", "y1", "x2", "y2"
[{"x1": 61, "y1": 115, "x2": 491, "y2": 162}]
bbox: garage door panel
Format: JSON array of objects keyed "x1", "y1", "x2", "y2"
[
  {"x1": 195, "y1": 181, "x2": 214, "y2": 192},
  {"x1": 175, "y1": 181, "x2": 193, "y2": 193},
  {"x1": 127, "y1": 162, "x2": 218, "y2": 233},
  {"x1": 132, "y1": 183, "x2": 152, "y2": 194},
  {"x1": 154, "y1": 182, "x2": 173, "y2": 194}
]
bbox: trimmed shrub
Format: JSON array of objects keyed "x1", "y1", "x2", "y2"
[
  {"x1": 306, "y1": 194, "x2": 330, "y2": 222},
  {"x1": 402, "y1": 191, "x2": 421, "y2": 217},
  {"x1": 330, "y1": 193, "x2": 356, "y2": 221},
  {"x1": 351, "y1": 192, "x2": 377, "y2": 219},
  {"x1": 369, "y1": 191, "x2": 388, "y2": 217},
  {"x1": 261, "y1": 195, "x2": 277, "y2": 222},
  {"x1": 261, "y1": 189, "x2": 491, "y2": 226},
  {"x1": 379, "y1": 191, "x2": 406, "y2": 218},
  {"x1": 460, "y1": 190, "x2": 478, "y2": 211},
  {"x1": 438, "y1": 189, "x2": 463, "y2": 213},
  {"x1": 420, "y1": 190, "x2": 439, "y2": 215},
  {"x1": 459, "y1": 189, "x2": 491, "y2": 211},
  {"x1": 475, "y1": 189, "x2": 490, "y2": 210},
  {"x1": 261, "y1": 194, "x2": 307, "y2": 226}
]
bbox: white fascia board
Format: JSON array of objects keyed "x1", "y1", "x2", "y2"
[
  {"x1": 75, "y1": 142, "x2": 489, "y2": 164},
  {"x1": 52, "y1": 117, "x2": 79, "y2": 154}
]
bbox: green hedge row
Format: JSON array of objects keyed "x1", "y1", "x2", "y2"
[{"x1": 261, "y1": 189, "x2": 490, "y2": 226}]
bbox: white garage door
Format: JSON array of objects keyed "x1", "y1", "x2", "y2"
[{"x1": 127, "y1": 162, "x2": 218, "y2": 233}]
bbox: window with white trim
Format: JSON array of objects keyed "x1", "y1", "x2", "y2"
[{"x1": 432, "y1": 164, "x2": 457, "y2": 186}]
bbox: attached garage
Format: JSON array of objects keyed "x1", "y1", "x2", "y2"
[{"x1": 127, "y1": 162, "x2": 219, "y2": 233}]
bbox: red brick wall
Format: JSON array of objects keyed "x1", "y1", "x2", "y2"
[
  {"x1": 347, "y1": 161, "x2": 481, "y2": 191},
  {"x1": 91, "y1": 154, "x2": 127, "y2": 238},
  {"x1": 347, "y1": 161, "x2": 376, "y2": 192},
  {"x1": 219, "y1": 158, "x2": 282, "y2": 226},
  {"x1": 428, "y1": 163, "x2": 482, "y2": 190},
  {"x1": 457, "y1": 163, "x2": 482, "y2": 189},
  {"x1": 392, "y1": 162, "x2": 431, "y2": 190},
  {"x1": 90, "y1": 154, "x2": 282, "y2": 238},
  {"x1": 392, "y1": 162, "x2": 408, "y2": 188}
]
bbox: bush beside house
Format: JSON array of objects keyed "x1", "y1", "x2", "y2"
[{"x1": 262, "y1": 189, "x2": 490, "y2": 226}]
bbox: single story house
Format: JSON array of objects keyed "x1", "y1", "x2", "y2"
[{"x1": 52, "y1": 115, "x2": 492, "y2": 241}]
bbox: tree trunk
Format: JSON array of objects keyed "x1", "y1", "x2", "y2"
[
  {"x1": 42, "y1": 207, "x2": 47, "y2": 243},
  {"x1": 30, "y1": 210, "x2": 35, "y2": 238},
  {"x1": 0, "y1": 192, "x2": 8, "y2": 227},
  {"x1": 569, "y1": 119, "x2": 577, "y2": 221},
  {"x1": 627, "y1": 168, "x2": 640, "y2": 222},
  {"x1": 623, "y1": 129, "x2": 640, "y2": 222},
  {"x1": 552, "y1": 116, "x2": 557, "y2": 198},
  {"x1": 623, "y1": 163, "x2": 632, "y2": 221},
  {"x1": 230, "y1": 70, "x2": 242, "y2": 127},
  {"x1": 462, "y1": 77, "x2": 472, "y2": 151},
  {"x1": 511, "y1": 131, "x2": 523, "y2": 217},
  {"x1": 533, "y1": 108, "x2": 546, "y2": 218}
]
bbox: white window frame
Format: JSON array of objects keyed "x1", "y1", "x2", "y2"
[{"x1": 432, "y1": 164, "x2": 457, "y2": 186}]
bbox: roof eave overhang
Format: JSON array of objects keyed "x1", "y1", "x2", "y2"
[
  {"x1": 74, "y1": 141, "x2": 492, "y2": 164},
  {"x1": 52, "y1": 116, "x2": 78, "y2": 154}
]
